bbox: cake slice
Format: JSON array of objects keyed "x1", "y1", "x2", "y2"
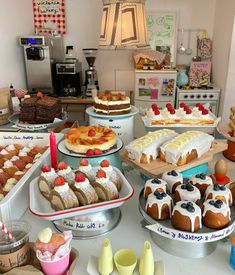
[
  {"x1": 125, "y1": 129, "x2": 178, "y2": 163},
  {"x1": 160, "y1": 131, "x2": 214, "y2": 166}
]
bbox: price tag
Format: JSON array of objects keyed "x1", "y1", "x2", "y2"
[{"x1": 58, "y1": 219, "x2": 109, "y2": 231}]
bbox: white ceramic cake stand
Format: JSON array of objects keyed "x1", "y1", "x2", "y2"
[{"x1": 138, "y1": 189, "x2": 235, "y2": 258}]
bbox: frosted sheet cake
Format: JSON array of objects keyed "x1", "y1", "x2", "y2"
[
  {"x1": 125, "y1": 129, "x2": 177, "y2": 163},
  {"x1": 159, "y1": 131, "x2": 214, "y2": 166}
]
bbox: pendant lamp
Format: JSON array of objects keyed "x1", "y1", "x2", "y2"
[{"x1": 99, "y1": 0, "x2": 148, "y2": 48}]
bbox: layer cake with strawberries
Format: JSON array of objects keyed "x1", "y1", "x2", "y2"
[{"x1": 94, "y1": 91, "x2": 131, "y2": 115}]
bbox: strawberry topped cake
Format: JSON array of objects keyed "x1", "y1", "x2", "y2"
[
  {"x1": 77, "y1": 159, "x2": 96, "y2": 182},
  {"x1": 144, "y1": 103, "x2": 215, "y2": 125},
  {"x1": 65, "y1": 126, "x2": 117, "y2": 154},
  {"x1": 94, "y1": 91, "x2": 131, "y2": 115},
  {"x1": 57, "y1": 162, "x2": 75, "y2": 185}
]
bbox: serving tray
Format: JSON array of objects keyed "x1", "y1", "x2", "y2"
[
  {"x1": 120, "y1": 140, "x2": 227, "y2": 178},
  {"x1": 29, "y1": 167, "x2": 134, "y2": 221}
]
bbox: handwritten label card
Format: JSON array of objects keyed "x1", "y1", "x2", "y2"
[
  {"x1": 33, "y1": 0, "x2": 66, "y2": 34},
  {"x1": 59, "y1": 219, "x2": 109, "y2": 232}
]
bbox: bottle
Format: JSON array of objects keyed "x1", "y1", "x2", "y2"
[
  {"x1": 9, "y1": 84, "x2": 15, "y2": 97},
  {"x1": 230, "y1": 237, "x2": 235, "y2": 270}
]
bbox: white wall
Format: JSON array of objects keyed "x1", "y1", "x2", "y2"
[
  {"x1": 0, "y1": 0, "x2": 34, "y2": 89},
  {"x1": 212, "y1": 0, "x2": 235, "y2": 119},
  {"x1": 0, "y1": 0, "x2": 216, "y2": 92}
]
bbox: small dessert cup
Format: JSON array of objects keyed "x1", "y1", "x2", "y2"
[
  {"x1": 38, "y1": 247, "x2": 71, "y2": 275},
  {"x1": 114, "y1": 249, "x2": 137, "y2": 275},
  {"x1": 0, "y1": 220, "x2": 31, "y2": 273}
]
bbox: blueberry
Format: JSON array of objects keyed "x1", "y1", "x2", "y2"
[
  {"x1": 195, "y1": 174, "x2": 200, "y2": 179},
  {"x1": 200, "y1": 174, "x2": 206, "y2": 180},
  {"x1": 167, "y1": 171, "x2": 172, "y2": 176},
  {"x1": 187, "y1": 202, "x2": 193, "y2": 207},
  {"x1": 181, "y1": 203, "x2": 187, "y2": 209},
  {"x1": 216, "y1": 199, "x2": 223, "y2": 205},
  {"x1": 214, "y1": 203, "x2": 222, "y2": 209},
  {"x1": 220, "y1": 186, "x2": 226, "y2": 191},
  {"x1": 181, "y1": 185, "x2": 186, "y2": 190},
  {"x1": 187, "y1": 185, "x2": 194, "y2": 192},
  {"x1": 213, "y1": 184, "x2": 220, "y2": 191},
  {"x1": 171, "y1": 170, "x2": 178, "y2": 176},
  {"x1": 152, "y1": 178, "x2": 161, "y2": 184},
  {"x1": 187, "y1": 205, "x2": 195, "y2": 213},
  {"x1": 154, "y1": 191, "x2": 161, "y2": 197},
  {"x1": 157, "y1": 194, "x2": 163, "y2": 200},
  {"x1": 162, "y1": 192, "x2": 167, "y2": 197},
  {"x1": 209, "y1": 200, "x2": 215, "y2": 205}
]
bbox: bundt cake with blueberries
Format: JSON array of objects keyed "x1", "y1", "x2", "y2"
[
  {"x1": 145, "y1": 191, "x2": 173, "y2": 221},
  {"x1": 205, "y1": 184, "x2": 232, "y2": 206},
  {"x1": 174, "y1": 182, "x2": 201, "y2": 204},
  {"x1": 162, "y1": 170, "x2": 183, "y2": 194},
  {"x1": 189, "y1": 173, "x2": 213, "y2": 196},
  {"x1": 144, "y1": 178, "x2": 167, "y2": 199}
]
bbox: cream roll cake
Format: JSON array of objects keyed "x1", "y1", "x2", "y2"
[
  {"x1": 159, "y1": 131, "x2": 214, "y2": 166},
  {"x1": 162, "y1": 170, "x2": 183, "y2": 194},
  {"x1": 202, "y1": 199, "x2": 231, "y2": 229},
  {"x1": 205, "y1": 184, "x2": 232, "y2": 206},
  {"x1": 189, "y1": 173, "x2": 213, "y2": 196},
  {"x1": 94, "y1": 91, "x2": 131, "y2": 115},
  {"x1": 125, "y1": 129, "x2": 177, "y2": 163},
  {"x1": 144, "y1": 178, "x2": 167, "y2": 199},
  {"x1": 171, "y1": 201, "x2": 202, "y2": 233}
]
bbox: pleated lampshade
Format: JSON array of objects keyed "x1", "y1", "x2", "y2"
[{"x1": 99, "y1": 0, "x2": 148, "y2": 48}]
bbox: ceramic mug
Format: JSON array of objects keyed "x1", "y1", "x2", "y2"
[{"x1": 114, "y1": 249, "x2": 137, "y2": 275}]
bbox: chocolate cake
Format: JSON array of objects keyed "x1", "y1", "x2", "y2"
[{"x1": 19, "y1": 96, "x2": 62, "y2": 124}]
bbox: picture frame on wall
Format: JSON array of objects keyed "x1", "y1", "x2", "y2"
[{"x1": 146, "y1": 11, "x2": 178, "y2": 66}]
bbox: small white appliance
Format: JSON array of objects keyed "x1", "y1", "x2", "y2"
[
  {"x1": 134, "y1": 69, "x2": 177, "y2": 137},
  {"x1": 176, "y1": 86, "x2": 220, "y2": 116}
]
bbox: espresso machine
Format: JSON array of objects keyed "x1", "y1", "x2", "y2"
[
  {"x1": 83, "y1": 48, "x2": 99, "y2": 97},
  {"x1": 19, "y1": 35, "x2": 64, "y2": 94}
]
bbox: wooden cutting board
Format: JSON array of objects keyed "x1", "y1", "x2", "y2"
[{"x1": 120, "y1": 140, "x2": 228, "y2": 178}]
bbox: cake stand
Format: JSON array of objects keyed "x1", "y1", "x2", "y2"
[
  {"x1": 139, "y1": 189, "x2": 235, "y2": 258},
  {"x1": 8, "y1": 112, "x2": 68, "y2": 132},
  {"x1": 86, "y1": 106, "x2": 139, "y2": 146}
]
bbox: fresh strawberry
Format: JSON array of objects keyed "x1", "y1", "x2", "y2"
[
  {"x1": 198, "y1": 105, "x2": 205, "y2": 111},
  {"x1": 37, "y1": 92, "x2": 43, "y2": 99},
  {"x1": 154, "y1": 109, "x2": 160, "y2": 115},
  {"x1": 80, "y1": 159, "x2": 89, "y2": 166},
  {"x1": 86, "y1": 149, "x2": 94, "y2": 156},
  {"x1": 169, "y1": 109, "x2": 175, "y2": 114},
  {"x1": 96, "y1": 169, "x2": 106, "y2": 178},
  {"x1": 100, "y1": 159, "x2": 110, "y2": 167},
  {"x1": 57, "y1": 161, "x2": 68, "y2": 170},
  {"x1": 180, "y1": 103, "x2": 186, "y2": 108},
  {"x1": 186, "y1": 108, "x2": 192, "y2": 114},
  {"x1": 195, "y1": 103, "x2": 202, "y2": 108},
  {"x1": 75, "y1": 172, "x2": 86, "y2": 182},
  {"x1": 151, "y1": 104, "x2": 158, "y2": 111},
  {"x1": 94, "y1": 148, "x2": 102, "y2": 155},
  {"x1": 166, "y1": 103, "x2": 172, "y2": 109},
  {"x1": 183, "y1": 106, "x2": 189, "y2": 111},
  {"x1": 202, "y1": 109, "x2": 209, "y2": 115},
  {"x1": 54, "y1": 177, "x2": 65, "y2": 186},
  {"x1": 88, "y1": 129, "x2": 96, "y2": 137},
  {"x1": 41, "y1": 164, "x2": 51, "y2": 173}
]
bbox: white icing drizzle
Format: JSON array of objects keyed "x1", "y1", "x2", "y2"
[
  {"x1": 11, "y1": 156, "x2": 19, "y2": 162},
  {"x1": 145, "y1": 192, "x2": 173, "y2": 219},
  {"x1": 54, "y1": 182, "x2": 69, "y2": 193},
  {"x1": 160, "y1": 131, "x2": 214, "y2": 165},
  {"x1": 0, "y1": 149, "x2": 8, "y2": 155},
  {"x1": 202, "y1": 199, "x2": 231, "y2": 220},
  {"x1": 144, "y1": 178, "x2": 167, "y2": 196},
  {"x1": 6, "y1": 144, "x2": 16, "y2": 151},
  {"x1": 205, "y1": 185, "x2": 232, "y2": 205},
  {"x1": 175, "y1": 184, "x2": 201, "y2": 203},
  {"x1": 101, "y1": 165, "x2": 120, "y2": 185},
  {"x1": 172, "y1": 201, "x2": 202, "y2": 232},
  {"x1": 125, "y1": 129, "x2": 177, "y2": 163},
  {"x1": 162, "y1": 171, "x2": 183, "y2": 193},
  {"x1": 189, "y1": 175, "x2": 213, "y2": 186},
  {"x1": 3, "y1": 178, "x2": 17, "y2": 192},
  {"x1": 19, "y1": 151, "x2": 27, "y2": 157}
]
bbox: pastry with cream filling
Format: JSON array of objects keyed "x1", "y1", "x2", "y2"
[
  {"x1": 57, "y1": 161, "x2": 75, "y2": 185},
  {"x1": 77, "y1": 159, "x2": 96, "y2": 183}
]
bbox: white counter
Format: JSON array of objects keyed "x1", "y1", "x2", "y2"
[{"x1": 23, "y1": 154, "x2": 235, "y2": 274}]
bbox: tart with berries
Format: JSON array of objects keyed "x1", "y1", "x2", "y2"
[{"x1": 65, "y1": 126, "x2": 117, "y2": 154}]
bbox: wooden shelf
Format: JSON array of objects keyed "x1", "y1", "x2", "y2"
[{"x1": 120, "y1": 140, "x2": 228, "y2": 178}]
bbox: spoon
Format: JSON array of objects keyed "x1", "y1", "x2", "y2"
[
  {"x1": 185, "y1": 30, "x2": 193, "y2": 55},
  {"x1": 178, "y1": 28, "x2": 185, "y2": 54},
  {"x1": 192, "y1": 36, "x2": 201, "y2": 61}
]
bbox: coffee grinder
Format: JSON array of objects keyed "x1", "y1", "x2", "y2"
[{"x1": 83, "y1": 48, "x2": 99, "y2": 97}]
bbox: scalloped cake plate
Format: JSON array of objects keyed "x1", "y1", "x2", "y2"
[{"x1": 29, "y1": 167, "x2": 134, "y2": 221}]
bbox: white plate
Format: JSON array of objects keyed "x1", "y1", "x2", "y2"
[
  {"x1": 9, "y1": 112, "x2": 68, "y2": 131},
  {"x1": 57, "y1": 138, "x2": 123, "y2": 158},
  {"x1": 86, "y1": 106, "x2": 139, "y2": 118},
  {"x1": 29, "y1": 167, "x2": 134, "y2": 221}
]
